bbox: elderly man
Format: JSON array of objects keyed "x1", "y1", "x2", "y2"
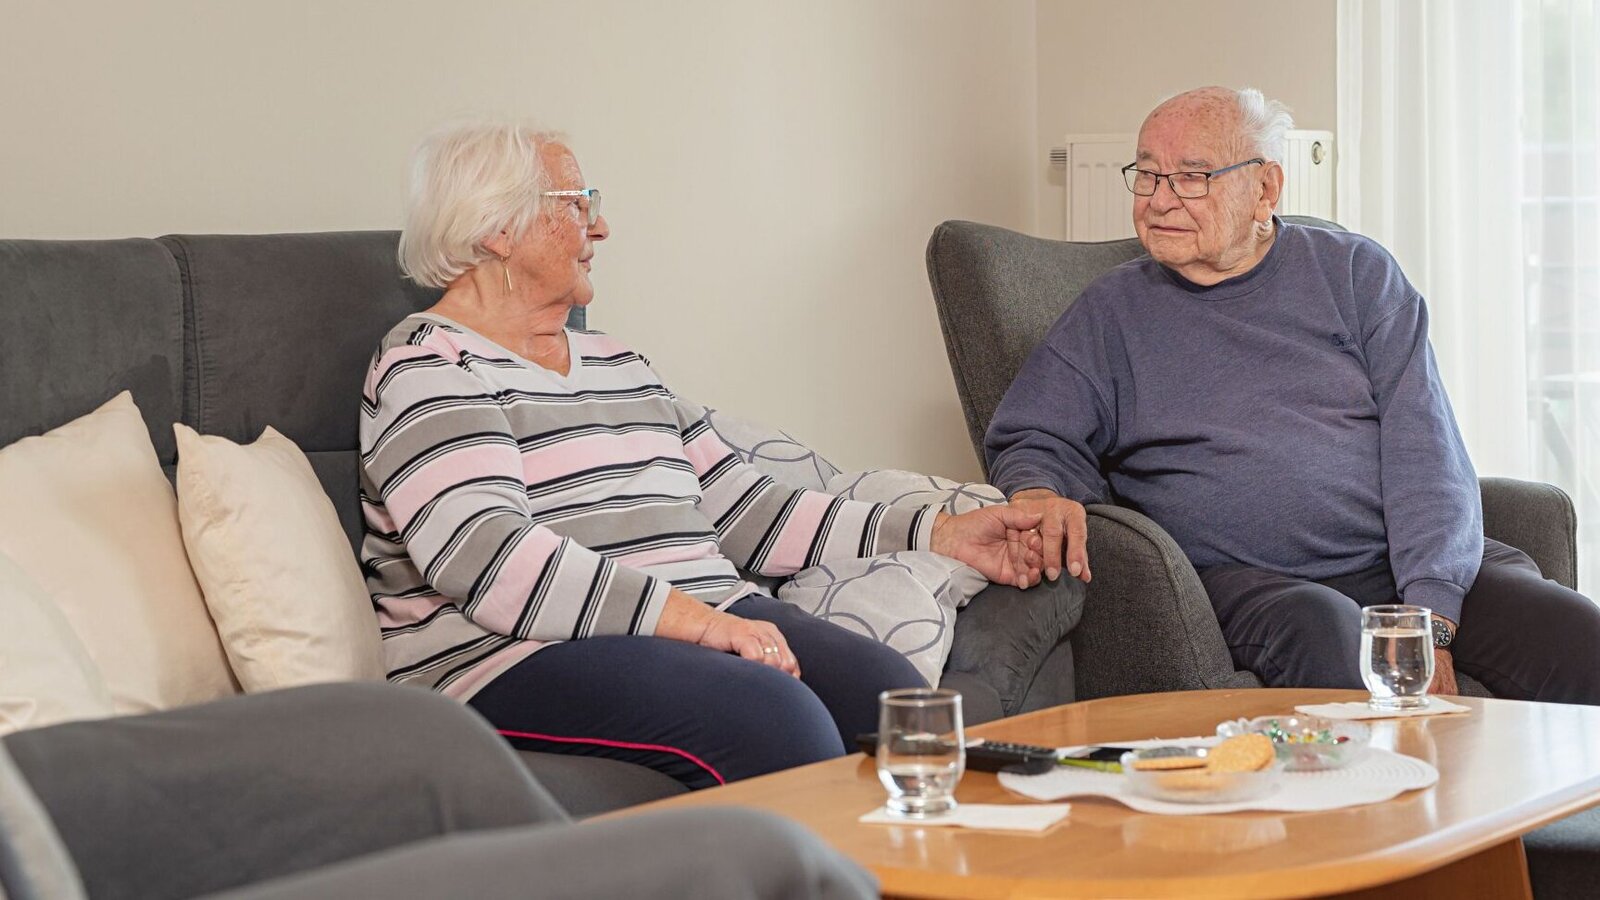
[{"x1": 986, "y1": 86, "x2": 1600, "y2": 703}]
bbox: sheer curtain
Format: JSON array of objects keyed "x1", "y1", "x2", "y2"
[{"x1": 1338, "y1": 0, "x2": 1600, "y2": 593}]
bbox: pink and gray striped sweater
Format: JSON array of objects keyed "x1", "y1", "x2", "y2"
[{"x1": 359, "y1": 314, "x2": 937, "y2": 699}]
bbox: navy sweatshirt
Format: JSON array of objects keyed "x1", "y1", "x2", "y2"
[{"x1": 985, "y1": 220, "x2": 1482, "y2": 622}]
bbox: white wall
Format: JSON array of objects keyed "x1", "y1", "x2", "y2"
[
  {"x1": 1, "y1": 0, "x2": 1037, "y2": 479},
  {"x1": 1034, "y1": 0, "x2": 1338, "y2": 237}
]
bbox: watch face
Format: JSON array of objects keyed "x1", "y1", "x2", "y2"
[{"x1": 1431, "y1": 619, "x2": 1454, "y2": 648}]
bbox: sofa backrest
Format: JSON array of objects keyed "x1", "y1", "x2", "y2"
[
  {"x1": 924, "y1": 215, "x2": 1343, "y2": 471},
  {"x1": 1, "y1": 231, "x2": 584, "y2": 552}
]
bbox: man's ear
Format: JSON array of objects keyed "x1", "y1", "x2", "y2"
[{"x1": 1258, "y1": 161, "x2": 1285, "y2": 220}]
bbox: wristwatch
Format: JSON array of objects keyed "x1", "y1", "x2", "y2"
[{"x1": 1431, "y1": 617, "x2": 1456, "y2": 649}]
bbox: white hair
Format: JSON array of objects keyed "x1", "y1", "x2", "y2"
[
  {"x1": 398, "y1": 119, "x2": 566, "y2": 288},
  {"x1": 1234, "y1": 88, "x2": 1294, "y2": 163}
]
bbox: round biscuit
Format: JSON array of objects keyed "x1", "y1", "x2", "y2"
[
  {"x1": 1207, "y1": 733, "x2": 1275, "y2": 772},
  {"x1": 1130, "y1": 755, "x2": 1208, "y2": 771}
]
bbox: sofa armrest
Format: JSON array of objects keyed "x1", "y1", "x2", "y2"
[
  {"x1": 1481, "y1": 477, "x2": 1579, "y2": 591},
  {"x1": 944, "y1": 575, "x2": 1084, "y2": 718},
  {"x1": 1071, "y1": 505, "x2": 1260, "y2": 701}
]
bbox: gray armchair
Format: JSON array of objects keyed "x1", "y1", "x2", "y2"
[{"x1": 924, "y1": 217, "x2": 1580, "y2": 702}]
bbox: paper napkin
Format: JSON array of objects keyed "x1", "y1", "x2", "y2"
[
  {"x1": 858, "y1": 803, "x2": 1070, "y2": 832},
  {"x1": 1294, "y1": 697, "x2": 1471, "y2": 720}
]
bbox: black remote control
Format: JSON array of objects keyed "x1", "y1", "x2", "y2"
[{"x1": 854, "y1": 734, "x2": 1057, "y2": 775}]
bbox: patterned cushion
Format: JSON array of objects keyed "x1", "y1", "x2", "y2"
[{"x1": 703, "y1": 407, "x2": 840, "y2": 493}]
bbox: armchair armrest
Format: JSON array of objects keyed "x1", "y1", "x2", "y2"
[
  {"x1": 1071, "y1": 505, "x2": 1260, "y2": 701},
  {"x1": 1481, "y1": 477, "x2": 1578, "y2": 591},
  {"x1": 945, "y1": 575, "x2": 1084, "y2": 719}
]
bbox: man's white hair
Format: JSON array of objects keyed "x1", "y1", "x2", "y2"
[
  {"x1": 1234, "y1": 88, "x2": 1294, "y2": 163},
  {"x1": 399, "y1": 119, "x2": 566, "y2": 288}
]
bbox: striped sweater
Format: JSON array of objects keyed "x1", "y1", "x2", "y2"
[{"x1": 359, "y1": 314, "x2": 937, "y2": 699}]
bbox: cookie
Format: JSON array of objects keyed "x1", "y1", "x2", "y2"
[
  {"x1": 1206, "y1": 733, "x2": 1275, "y2": 772},
  {"x1": 1130, "y1": 754, "x2": 1208, "y2": 771},
  {"x1": 1155, "y1": 770, "x2": 1221, "y2": 791}
]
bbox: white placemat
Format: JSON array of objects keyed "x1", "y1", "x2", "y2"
[
  {"x1": 999, "y1": 747, "x2": 1436, "y2": 815},
  {"x1": 858, "y1": 803, "x2": 1071, "y2": 832},
  {"x1": 1294, "y1": 698, "x2": 1471, "y2": 720}
]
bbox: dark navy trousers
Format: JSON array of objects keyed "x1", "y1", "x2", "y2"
[
  {"x1": 468, "y1": 595, "x2": 927, "y2": 790},
  {"x1": 1200, "y1": 539, "x2": 1600, "y2": 704}
]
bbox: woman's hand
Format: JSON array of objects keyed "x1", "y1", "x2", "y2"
[
  {"x1": 654, "y1": 590, "x2": 799, "y2": 677},
  {"x1": 698, "y1": 613, "x2": 800, "y2": 678},
  {"x1": 930, "y1": 505, "x2": 1045, "y2": 589}
]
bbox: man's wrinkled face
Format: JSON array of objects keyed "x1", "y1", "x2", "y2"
[{"x1": 1132, "y1": 100, "x2": 1264, "y2": 279}]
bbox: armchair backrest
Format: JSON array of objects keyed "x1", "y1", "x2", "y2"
[{"x1": 924, "y1": 216, "x2": 1343, "y2": 472}]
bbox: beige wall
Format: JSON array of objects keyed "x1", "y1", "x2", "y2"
[
  {"x1": 1, "y1": 0, "x2": 1036, "y2": 479},
  {"x1": 1034, "y1": 0, "x2": 1338, "y2": 237},
  {"x1": 2, "y1": 2, "x2": 1342, "y2": 479}
]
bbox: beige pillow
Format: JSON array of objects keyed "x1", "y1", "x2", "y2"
[
  {"x1": 0, "y1": 392, "x2": 238, "y2": 713},
  {"x1": 174, "y1": 424, "x2": 385, "y2": 691},
  {"x1": 0, "y1": 550, "x2": 115, "y2": 735}
]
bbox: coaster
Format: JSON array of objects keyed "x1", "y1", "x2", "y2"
[
  {"x1": 1294, "y1": 698, "x2": 1470, "y2": 720},
  {"x1": 858, "y1": 803, "x2": 1070, "y2": 832}
]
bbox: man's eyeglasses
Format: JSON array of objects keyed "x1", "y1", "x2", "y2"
[
  {"x1": 541, "y1": 188, "x2": 603, "y2": 226},
  {"x1": 1121, "y1": 159, "x2": 1264, "y2": 199}
]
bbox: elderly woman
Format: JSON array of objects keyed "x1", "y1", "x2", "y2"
[{"x1": 360, "y1": 121, "x2": 1044, "y2": 789}]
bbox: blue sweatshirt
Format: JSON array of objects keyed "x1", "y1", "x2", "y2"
[{"x1": 985, "y1": 220, "x2": 1482, "y2": 622}]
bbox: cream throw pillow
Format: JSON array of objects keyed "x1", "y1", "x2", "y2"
[
  {"x1": 0, "y1": 392, "x2": 238, "y2": 713},
  {"x1": 0, "y1": 550, "x2": 114, "y2": 735},
  {"x1": 174, "y1": 424, "x2": 384, "y2": 691}
]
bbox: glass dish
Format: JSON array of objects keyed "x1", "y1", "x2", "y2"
[
  {"x1": 1119, "y1": 747, "x2": 1282, "y2": 804},
  {"x1": 1216, "y1": 716, "x2": 1371, "y2": 771}
]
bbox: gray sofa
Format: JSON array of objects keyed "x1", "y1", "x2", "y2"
[
  {"x1": 0, "y1": 230, "x2": 1080, "y2": 817},
  {"x1": 924, "y1": 216, "x2": 1597, "y2": 899}
]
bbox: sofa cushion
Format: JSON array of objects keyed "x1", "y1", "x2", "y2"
[
  {"x1": 0, "y1": 550, "x2": 113, "y2": 736},
  {"x1": 0, "y1": 238, "x2": 184, "y2": 464},
  {"x1": 174, "y1": 424, "x2": 386, "y2": 692},
  {"x1": 0, "y1": 392, "x2": 237, "y2": 713}
]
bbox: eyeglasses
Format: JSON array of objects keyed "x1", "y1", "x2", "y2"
[
  {"x1": 541, "y1": 188, "x2": 603, "y2": 227},
  {"x1": 1120, "y1": 159, "x2": 1264, "y2": 199}
]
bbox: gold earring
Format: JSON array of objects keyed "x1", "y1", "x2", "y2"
[{"x1": 500, "y1": 255, "x2": 513, "y2": 293}]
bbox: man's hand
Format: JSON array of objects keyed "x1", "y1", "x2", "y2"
[
  {"x1": 1432, "y1": 648, "x2": 1458, "y2": 696},
  {"x1": 930, "y1": 506, "x2": 1045, "y2": 589},
  {"x1": 1007, "y1": 488, "x2": 1091, "y2": 583}
]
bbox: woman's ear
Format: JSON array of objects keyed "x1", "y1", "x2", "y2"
[{"x1": 480, "y1": 230, "x2": 513, "y2": 259}]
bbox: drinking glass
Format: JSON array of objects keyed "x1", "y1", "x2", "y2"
[
  {"x1": 1360, "y1": 605, "x2": 1435, "y2": 710},
  {"x1": 876, "y1": 688, "x2": 964, "y2": 818}
]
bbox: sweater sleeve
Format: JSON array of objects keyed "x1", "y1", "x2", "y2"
[
  {"x1": 670, "y1": 397, "x2": 938, "y2": 576},
  {"x1": 361, "y1": 343, "x2": 671, "y2": 641},
  {"x1": 1363, "y1": 292, "x2": 1483, "y2": 623},
  {"x1": 984, "y1": 335, "x2": 1115, "y2": 504}
]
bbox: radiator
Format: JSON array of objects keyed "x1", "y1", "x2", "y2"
[{"x1": 1051, "y1": 130, "x2": 1335, "y2": 241}]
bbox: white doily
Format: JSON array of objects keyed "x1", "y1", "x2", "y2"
[{"x1": 999, "y1": 747, "x2": 1437, "y2": 815}]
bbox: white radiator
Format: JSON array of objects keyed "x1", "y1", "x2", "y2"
[{"x1": 1051, "y1": 130, "x2": 1335, "y2": 241}]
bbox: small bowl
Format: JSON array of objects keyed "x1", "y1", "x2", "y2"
[
  {"x1": 1120, "y1": 747, "x2": 1282, "y2": 804},
  {"x1": 1216, "y1": 716, "x2": 1371, "y2": 771}
]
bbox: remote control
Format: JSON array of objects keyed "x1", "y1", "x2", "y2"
[{"x1": 854, "y1": 734, "x2": 1057, "y2": 775}]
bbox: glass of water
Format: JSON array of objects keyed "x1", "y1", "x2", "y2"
[
  {"x1": 876, "y1": 688, "x2": 964, "y2": 818},
  {"x1": 1360, "y1": 605, "x2": 1435, "y2": 710}
]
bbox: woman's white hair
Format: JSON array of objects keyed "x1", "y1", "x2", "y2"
[
  {"x1": 1234, "y1": 88, "x2": 1294, "y2": 163},
  {"x1": 399, "y1": 119, "x2": 566, "y2": 288}
]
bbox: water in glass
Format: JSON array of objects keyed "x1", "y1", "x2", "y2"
[
  {"x1": 876, "y1": 688, "x2": 964, "y2": 818},
  {"x1": 1360, "y1": 605, "x2": 1435, "y2": 710}
]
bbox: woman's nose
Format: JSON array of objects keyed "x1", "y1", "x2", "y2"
[{"x1": 589, "y1": 214, "x2": 610, "y2": 242}]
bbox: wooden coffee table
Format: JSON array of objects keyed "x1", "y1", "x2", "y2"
[{"x1": 602, "y1": 689, "x2": 1600, "y2": 898}]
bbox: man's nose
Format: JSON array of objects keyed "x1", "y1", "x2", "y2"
[{"x1": 1148, "y1": 176, "x2": 1184, "y2": 212}]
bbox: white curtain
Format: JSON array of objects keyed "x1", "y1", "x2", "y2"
[{"x1": 1339, "y1": 0, "x2": 1600, "y2": 593}]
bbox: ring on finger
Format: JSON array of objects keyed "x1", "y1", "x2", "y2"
[{"x1": 762, "y1": 645, "x2": 780, "y2": 655}]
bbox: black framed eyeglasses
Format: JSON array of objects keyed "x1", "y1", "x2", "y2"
[
  {"x1": 541, "y1": 188, "x2": 602, "y2": 226},
  {"x1": 1121, "y1": 159, "x2": 1264, "y2": 199}
]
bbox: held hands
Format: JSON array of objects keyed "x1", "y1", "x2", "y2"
[
  {"x1": 1006, "y1": 489, "x2": 1092, "y2": 583},
  {"x1": 930, "y1": 505, "x2": 1046, "y2": 589}
]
